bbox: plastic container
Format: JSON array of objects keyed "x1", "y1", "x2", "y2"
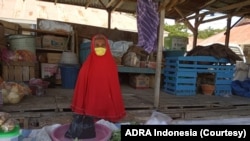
[
  {"x1": 80, "y1": 42, "x2": 91, "y2": 64},
  {"x1": 60, "y1": 51, "x2": 79, "y2": 64},
  {"x1": 0, "y1": 125, "x2": 20, "y2": 141},
  {"x1": 50, "y1": 123, "x2": 112, "y2": 141},
  {"x1": 29, "y1": 81, "x2": 50, "y2": 96},
  {"x1": 60, "y1": 64, "x2": 80, "y2": 89},
  {"x1": 8, "y1": 34, "x2": 36, "y2": 53},
  {"x1": 163, "y1": 50, "x2": 185, "y2": 57}
]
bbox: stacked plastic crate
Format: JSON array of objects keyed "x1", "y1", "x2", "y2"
[{"x1": 163, "y1": 56, "x2": 234, "y2": 96}]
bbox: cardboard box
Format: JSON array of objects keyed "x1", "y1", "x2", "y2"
[
  {"x1": 40, "y1": 63, "x2": 61, "y2": 84},
  {"x1": 164, "y1": 36, "x2": 188, "y2": 51},
  {"x1": 42, "y1": 35, "x2": 68, "y2": 50},
  {"x1": 129, "y1": 74, "x2": 149, "y2": 89},
  {"x1": 149, "y1": 75, "x2": 155, "y2": 88},
  {"x1": 147, "y1": 61, "x2": 156, "y2": 69},
  {"x1": 47, "y1": 53, "x2": 62, "y2": 63},
  {"x1": 140, "y1": 61, "x2": 147, "y2": 68},
  {"x1": 140, "y1": 61, "x2": 156, "y2": 68}
]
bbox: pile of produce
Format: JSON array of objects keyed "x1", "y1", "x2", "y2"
[
  {"x1": 186, "y1": 43, "x2": 243, "y2": 64},
  {"x1": 0, "y1": 47, "x2": 36, "y2": 64},
  {"x1": 0, "y1": 112, "x2": 17, "y2": 132},
  {"x1": 0, "y1": 81, "x2": 31, "y2": 104}
]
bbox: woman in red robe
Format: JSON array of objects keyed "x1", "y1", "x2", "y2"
[{"x1": 65, "y1": 34, "x2": 126, "y2": 139}]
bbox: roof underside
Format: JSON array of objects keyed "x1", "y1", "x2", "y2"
[{"x1": 38, "y1": 0, "x2": 250, "y2": 21}]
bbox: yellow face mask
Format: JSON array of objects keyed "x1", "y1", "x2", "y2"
[{"x1": 94, "y1": 47, "x2": 106, "y2": 56}]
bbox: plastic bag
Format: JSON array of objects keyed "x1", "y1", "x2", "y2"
[
  {"x1": 145, "y1": 111, "x2": 173, "y2": 125},
  {"x1": 65, "y1": 114, "x2": 96, "y2": 139},
  {"x1": 1, "y1": 118, "x2": 17, "y2": 132},
  {"x1": 233, "y1": 61, "x2": 249, "y2": 81},
  {"x1": 0, "y1": 112, "x2": 10, "y2": 126}
]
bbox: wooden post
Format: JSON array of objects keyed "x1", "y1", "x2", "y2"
[
  {"x1": 225, "y1": 15, "x2": 232, "y2": 47},
  {"x1": 154, "y1": 8, "x2": 165, "y2": 108},
  {"x1": 108, "y1": 10, "x2": 111, "y2": 29}
]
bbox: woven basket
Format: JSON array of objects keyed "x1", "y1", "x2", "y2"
[{"x1": 201, "y1": 84, "x2": 215, "y2": 95}]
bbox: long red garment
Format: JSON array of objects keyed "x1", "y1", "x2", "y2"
[{"x1": 71, "y1": 34, "x2": 126, "y2": 122}]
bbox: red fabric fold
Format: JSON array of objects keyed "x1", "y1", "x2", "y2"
[{"x1": 71, "y1": 34, "x2": 126, "y2": 122}]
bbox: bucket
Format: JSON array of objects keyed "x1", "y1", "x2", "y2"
[
  {"x1": 50, "y1": 123, "x2": 112, "y2": 141},
  {"x1": 0, "y1": 125, "x2": 20, "y2": 141},
  {"x1": 201, "y1": 84, "x2": 215, "y2": 95},
  {"x1": 60, "y1": 51, "x2": 79, "y2": 64},
  {"x1": 60, "y1": 64, "x2": 80, "y2": 89},
  {"x1": 8, "y1": 35, "x2": 36, "y2": 53}
]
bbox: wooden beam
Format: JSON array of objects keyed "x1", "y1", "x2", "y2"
[
  {"x1": 212, "y1": 0, "x2": 250, "y2": 12},
  {"x1": 165, "y1": 0, "x2": 179, "y2": 12},
  {"x1": 182, "y1": 11, "x2": 211, "y2": 21},
  {"x1": 106, "y1": 0, "x2": 116, "y2": 8},
  {"x1": 159, "y1": 0, "x2": 170, "y2": 11},
  {"x1": 200, "y1": 0, "x2": 216, "y2": 9},
  {"x1": 201, "y1": 15, "x2": 228, "y2": 24},
  {"x1": 85, "y1": 0, "x2": 92, "y2": 9},
  {"x1": 159, "y1": 0, "x2": 185, "y2": 12},
  {"x1": 180, "y1": 0, "x2": 250, "y2": 22},
  {"x1": 234, "y1": 11, "x2": 250, "y2": 17},
  {"x1": 174, "y1": 7, "x2": 195, "y2": 33},
  {"x1": 98, "y1": 0, "x2": 106, "y2": 8},
  {"x1": 201, "y1": 6, "x2": 246, "y2": 24},
  {"x1": 110, "y1": 0, "x2": 124, "y2": 12},
  {"x1": 178, "y1": 0, "x2": 216, "y2": 21}
]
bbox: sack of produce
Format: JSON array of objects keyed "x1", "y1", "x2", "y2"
[{"x1": 0, "y1": 81, "x2": 31, "y2": 104}]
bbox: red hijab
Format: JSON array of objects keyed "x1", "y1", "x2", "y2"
[{"x1": 71, "y1": 34, "x2": 126, "y2": 122}]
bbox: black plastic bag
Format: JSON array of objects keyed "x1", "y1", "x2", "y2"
[{"x1": 65, "y1": 114, "x2": 96, "y2": 139}]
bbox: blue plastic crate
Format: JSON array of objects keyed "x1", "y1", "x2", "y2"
[
  {"x1": 215, "y1": 72, "x2": 234, "y2": 85},
  {"x1": 163, "y1": 81, "x2": 196, "y2": 96},
  {"x1": 164, "y1": 71, "x2": 197, "y2": 84},
  {"x1": 165, "y1": 56, "x2": 234, "y2": 72},
  {"x1": 164, "y1": 69, "x2": 197, "y2": 77},
  {"x1": 164, "y1": 81, "x2": 196, "y2": 90},
  {"x1": 163, "y1": 50, "x2": 185, "y2": 57},
  {"x1": 214, "y1": 85, "x2": 232, "y2": 96},
  {"x1": 163, "y1": 86, "x2": 196, "y2": 96}
]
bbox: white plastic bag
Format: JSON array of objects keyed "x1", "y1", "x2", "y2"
[
  {"x1": 234, "y1": 61, "x2": 249, "y2": 81},
  {"x1": 145, "y1": 111, "x2": 173, "y2": 125}
]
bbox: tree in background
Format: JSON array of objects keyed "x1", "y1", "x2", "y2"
[
  {"x1": 197, "y1": 27, "x2": 226, "y2": 39},
  {"x1": 164, "y1": 23, "x2": 226, "y2": 39},
  {"x1": 164, "y1": 23, "x2": 189, "y2": 37}
]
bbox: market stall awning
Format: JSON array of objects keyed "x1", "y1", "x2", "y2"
[{"x1": 38, "y1": 0, "x2": 250, "y2": 22}]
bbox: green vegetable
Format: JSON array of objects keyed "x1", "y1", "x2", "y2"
[{"x1": 109, "y1": 130, "x2": 121, "y2": 141}]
